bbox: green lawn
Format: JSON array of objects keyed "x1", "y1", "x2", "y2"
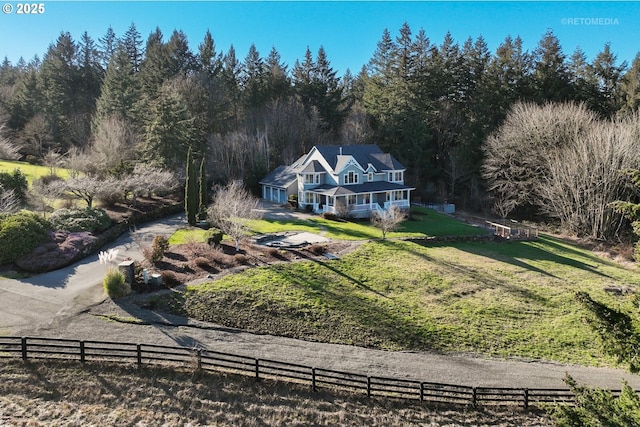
[
  {"x1": 168, "y1": 228, "x2": 208, "y2": 245},
  {"x1": 159, "y1": 233, "x2": 640, "y2": 367},
  {"x1": 247, "y1": 207, "x2": 486, "y2": 240},
  {"x1": 0, "y1": 160, "x2": 71, "y2": 184}
]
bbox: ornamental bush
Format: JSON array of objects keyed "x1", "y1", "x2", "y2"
[
  {"x1": 103, "y1": 268, "x2": 129, "y2": 299},
  {"x1": 144, "y1": 235, "x2": 169, "y2": 264},
  {"x1": 0, "y1": 169, "x2": 28, "y2": 204},
  {"x1": 0, "y1": 211, "x2": 51, "y2": 264},
  {"x1": 204, "y1": 228, "x2": 223, "y2": 246},
  {"x1": 49, "y1": 207, "x2": 112, "y2": 233}
]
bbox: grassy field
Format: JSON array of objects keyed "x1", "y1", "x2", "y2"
[
  {"x1": 0, "y1": 160, "x2": 71, "y2": 184},
  {"x1": 158, "y1": 229, "x2": 640, "y2": 367},
  {"x1": 0, "y1": 359, "x2": 552, "y2": 426}
]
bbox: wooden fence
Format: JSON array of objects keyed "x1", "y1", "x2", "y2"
[
  {"x1": 486, "y1": 221, "x2": 539, "y2": 240},
  {"x1": 0, "y1": 336, "x2": 603, "y2": 408}
]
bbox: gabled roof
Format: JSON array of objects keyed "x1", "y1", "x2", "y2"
[
  {"x1": 300, "y1": 160, "x2": 325, "y2": 173},
  {"x1": 314, "y1": 145, "x2": 405, "y2": 173},
  {"x1": 259, "y1": 165, "x2": 298, "y2": 188},
  {"x1": 260, "y1": 145, "x2": 405, "y2": 187}
]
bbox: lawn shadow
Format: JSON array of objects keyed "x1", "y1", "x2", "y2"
[
  {"x1": 382, "y1": 239, "x2": 550, "y2": 305},
  {"x1": 265, "y1": 250, "x2": 438, "y2": 350},
  {"x1": 404, "y1": 236, "x2": 612, "y2": 280}
]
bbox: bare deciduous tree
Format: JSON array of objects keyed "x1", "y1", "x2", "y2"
[
  {"x1": 0, "y1": 185, "x2": 20, "y2": 213},
  {"x1": 483, "y1": 102, "x2": 640, "y2": 239},
  {"x1": 207, "y1": 181, "x2": 262, "y2": 251},
  {"x1": 89, "y1": 115, "x2": 138, "y2": 171},
  {"x1": 64, "y1": 175, "x2": 104, "y2": 208},
  {"x1": 371, "y1": 205, "x2": 408, "y2": 239},
  {"x1": 0, "y1": 125, "x2": 19, "y2": 161},
  {"x1": 483, "y1": 102, "x2": 598, "y2": 218}
]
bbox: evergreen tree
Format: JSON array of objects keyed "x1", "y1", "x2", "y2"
[
  {"x1": 531, "y1": 30, "x2": 572, "y2": 102},
  {"x1": 38, "y1": 32, "x2": 80, "y2": 149},
  {"x1": 122, "y1": 23, "x2": 143, "y2": 73},
  {"x1": 142, "y1": 87, "x2": 196, "y2": 169},
  {"x1": 185, "y1": 146, "x2": 198, "y2": 225},
  {"x1": 620, "y1": 53, "x2": 640, "y2": 114},
  {"x1": 165, "y1": 30, "x2": 195, "y2": 77},
  {"x1": 98, "y1": 26, "x2": 118, "y2": 69},
  {"x1": 241, "y1": 43, "x2": 267, "y2": 109},
  {"x1": 264, "y1": 47, "x2": 291, "y2": 102},
  {"x1": 198, "y1": 157, "x2": 208, "y2": 218},
  {"x1": 197, "y1": 29, "x2": 222, "y2": 76},
  {"x1": 95, "y1": 44, "x2": 140, "y2": 124},
  {"x1": 589, "y1": 43, "x2": 626, "y2": 116},
  {"x1": 138, "y1": 27, "x2": 166, "y2": 98},
  {"x1": 222, "y1": 45, "x2": 242, "y2": 127},
  {"x1": 77, "y1": 32, "x2": 103, "y2": 133}
]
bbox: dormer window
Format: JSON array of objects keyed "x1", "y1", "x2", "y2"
[
  {"x1": 368, "y1": 172, "x2": 374, "y2": 182},
  {"x1": 388, "y1": 171, "x2": 403, "y2": 182},
  {"x1": 344, "y1": 171, "x2": 359, "y2": 184}
]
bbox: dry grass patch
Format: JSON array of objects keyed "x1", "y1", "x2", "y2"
[{"x1": 0, "y1": 359, "x2": 552, "y2": 426}]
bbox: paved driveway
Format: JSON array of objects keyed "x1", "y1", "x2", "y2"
[{"x1": 0, "y1": 214, "x2": 186, "y2": 336}]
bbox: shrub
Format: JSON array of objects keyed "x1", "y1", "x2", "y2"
[
  {"x1": 161, "y1": 270, "x2": 179, "y2": 286},
  {"x1": 233, "y1": 253, "x2": 248, "y2": 265},
  {"x1": 49, "y1": 207, "x2": 112, "y2": 233},
  {"x1": 204, "y1": 228, "x2": 223, "y2": 246},
  {"x1": 321, "y1": 212, "x2": 339, "y2": 221},
  {"x1": 145, "y1": 235, "x2": 169, "y2": 264},
  {"x1": 103, "y1": 268, "x2": 129, "y2": 299},
  {"x1": 0, "y1": 211, "x2": 51, "y2": 264},
  {"x1": 0, "y1": 169, "x2": 28, "y2": 204},
  {"x1": 194, "y1": 257, "x2": 210, "y2": 268},
  {"x1": 265, "y1": 247, "x2": 280, "y2": 257},
  {"x1": 15, "y1": 231, "x2": 98, "y2": 273},
  {"x1": 308, "y1": 244, "x2": 326, "y2": 255}
]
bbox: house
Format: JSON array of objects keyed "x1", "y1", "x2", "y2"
[{"x1": 260, "y1": 145, "x2": 414, "y2": 218}]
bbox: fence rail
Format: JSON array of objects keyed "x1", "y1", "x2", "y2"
[{"x1": 0, "y1": 336, "x2": 618, "y2": 408}]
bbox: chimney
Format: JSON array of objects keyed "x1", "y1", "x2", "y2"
[{"x1": 339, "y1": 146, "x2": 342, "y2": 155}]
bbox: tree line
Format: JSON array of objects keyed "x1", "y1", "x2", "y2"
[{"x1": 0, "y1": 23, "x2": 639, "y2": 223}]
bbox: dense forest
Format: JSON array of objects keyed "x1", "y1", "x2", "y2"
[{"x1": 1, "y1": 23, "x2": 639, "y2": 227}]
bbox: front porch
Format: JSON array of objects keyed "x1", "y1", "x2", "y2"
[{"x1": 302, "y1": 189, "x2": 411, "y2": 218}]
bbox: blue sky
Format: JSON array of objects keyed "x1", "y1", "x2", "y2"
[{"x1": 1, "y1": 1, "x2": 638, "y2": 75}]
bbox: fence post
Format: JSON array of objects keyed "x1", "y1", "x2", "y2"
[
  {"x1": 420, "y1": 382, "x2": 425, "y2": 402},
  {"x1": 255, "y1": 359, "x2": 260, "y2": 382},
  {"x1": 195, "y1": 349, "x2": 202, "y2": 371},
  {"x1": 80, "y1": 341, "x2": 85, "y2": 364},
  {"x1": 472, "y1": 387, "x2": 477, "y2": 408},
  {"x1": 136, "y1": 344, "x2": 142, "y2": 368},
  {"x1": 311, "y1": 368, "x2": 317, "y2": 392},
  {"x1": 367, "y1": 376, "x2": 371, "y2": 397},
  {"x1": 524, "y1": 388, "x2": 529, "y2": 410},
  {"x1": 21, "y1": 337, "x2": 27, "y2": 361}
]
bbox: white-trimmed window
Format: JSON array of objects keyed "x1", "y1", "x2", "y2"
[
  {"x1": 347, "y1": 195, "x2": 356, "y2": 205},
  {"x1": 368, "y1": 172, "x2": 374, "y2": 181},
  {"x1": 395, "y1": 171, "x2": 403, "y2": 182},
  {"x1": 344, "y1": 171, "x2": 359, "y2": 184},
  {"x1": 304, "y1": 174, "x2": 315, "y2": 184},
  {"x1": 304, "y1": 192, "x2": 315, "y2": 204}
]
